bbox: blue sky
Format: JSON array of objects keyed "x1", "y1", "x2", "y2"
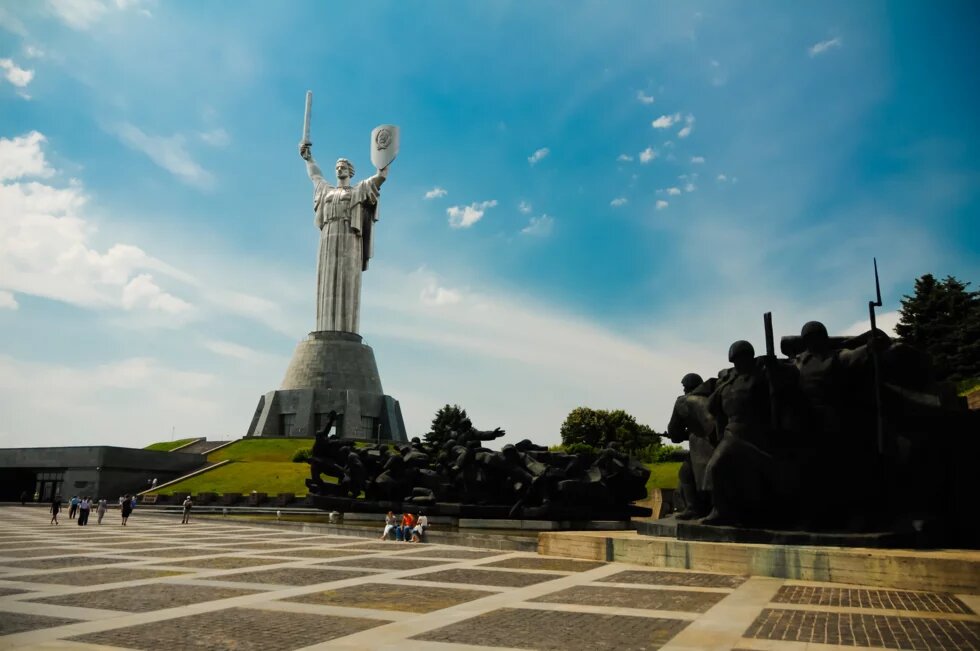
[{"x1": 1, "y1": 1, "x2": 978, "y2": 448}]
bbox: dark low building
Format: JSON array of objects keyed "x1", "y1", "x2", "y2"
[{"x1": 0, "y1": 446, "x2": 204, "y2": 502}]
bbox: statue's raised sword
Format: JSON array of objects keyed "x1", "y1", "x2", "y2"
[{"x1": 301, "y1": 90, "x2": 313, "y2": 148}]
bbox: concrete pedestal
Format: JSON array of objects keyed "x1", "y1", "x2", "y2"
[{"x1": 246, "y1": 331, "x2": 407, "y2": 442}]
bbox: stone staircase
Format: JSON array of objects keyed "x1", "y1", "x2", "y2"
[{"x1": 173, "y1": 438, "x2": 237, "y2": 455}]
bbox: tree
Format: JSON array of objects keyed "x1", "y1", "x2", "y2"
[
  {"x1": 560, "y1": 407, "x2": 661, "y2": 455},
  {"x1": 425, "y1": 404, "x2": 472, "y2": 446},
  {"x1": 895, "y1": 274, "x2": 980, "y2": 382}
]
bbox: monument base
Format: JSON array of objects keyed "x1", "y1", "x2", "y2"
[
  {"x1": 246, "y1": 331, "x2": 408, "y2": 442},
  {"x1": 538, "y1": 529, "x2": 980, "y2": 594},
  {"x1": 635, "y1": 516, "x2": 925, "y2": 548},
  {"x1": 309, "y1": 494, "x2": 652, "y2": 520}
]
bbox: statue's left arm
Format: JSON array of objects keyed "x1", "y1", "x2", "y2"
[
  {"x1": 352, "y1": 165, "x2": 389, "y2": 209},
  {"x1": 367, "y1": 165, "x2": 389, "y2": 194}
]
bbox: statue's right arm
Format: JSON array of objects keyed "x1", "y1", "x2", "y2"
[
  {"x1": 300, "y1": 143, "x2": 329, "y2": 187},
  {"x1": 306, "y1": 158, "x2": 326, "y2": 186}
]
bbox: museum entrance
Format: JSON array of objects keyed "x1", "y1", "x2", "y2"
[
  {"x1": 34, "y1": 471, "x2": 64, "y2": 501},
  {"x1": 0, "y1": 469, "x2": 64, "y2": 501}
]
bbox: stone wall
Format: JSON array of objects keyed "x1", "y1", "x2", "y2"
[{"x1": 0, "y1": 446, "x2": 205, "y2": 501}]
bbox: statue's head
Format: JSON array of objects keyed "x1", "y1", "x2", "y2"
[
  {"x1": 335, "y1": 158, "x2": 355, "y2": 180},
  {"x1": 680, "y1": 373, "x2": 703, "y2": 394},
  {"x1": 801, "y1": 321, "x2": 830, "y2": 352},
  {"x1": 728, "y1": 340, "x2": 755, "y2": 370}
]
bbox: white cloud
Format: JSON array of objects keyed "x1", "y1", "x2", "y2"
[
  {"x1": 447, "y1": 200, "x2": 497, "y2": 229},
  {"x1": 617, "y1": 154, "x2": 634, "y2": 163},
  {"x1": 0, "y1": 355, "x2": 222, "y2": 447},
  {"x1": 656, "y1": 200, "x2": 669, "y2": 210},
  {"x1": 717, "y1": 174, "x2": 728, "y2": 182},
  {"x1": 46, "y1": 0, "x2": 150, "y2": 29},
  {"x1": 47, "y1": 0, "x2": 109, "y2": 29},
  {"x1": 202, "y1": 339, "x2": 265, "y2": 362},
  {"x1": 639, "y1": 147, "x2": 657, "y2": 164},
  {"x1": 521, "y1": 214, "x2": 554, "y2": 237},
  {"x1": 691, "y1": 156, "x2": 705, "y2": 164},
  {"x1": 420, "y1": 280, "x2": 463, "y2": 306},
  {"x1": 809, "y1": 37, "x2": 842, "y2": 57},
  {"x1": 666, "y1": 187, "x2": 681, "y2": 196},
  {"x1": 121, "y1": 274, "x2": 192, "y2": 314},
  {"x1": 610, "y1": 197, "x2": 628, "y2": 207},
  {"x1": 0, "y1": 290, "x2": 17, "y2": 310},
  {"x1": 360, "y1": 266, "x2": 723, "y2": 446},
  {"x1": 23, "y1": 45, "x2": 46, "y2": 59},
  {"x1": 0, "y1": 7, "x2": 29, "y2": 36},
  {"x1": 528, "y1": 147, "x2": 550, "y2": 165},
  {"x1": 0, "y1": 58, "x2": 34, "y2": 88},
  {"x1": 652, "y1": 113, "x2": 681, "y2": 129},
  {"x1": 636, "y1": 90, "x2": 655, "y2": 105},
  {"x1": 198, "y1": 128, "x2": 230, "y2": 148},
  {"x1": 0, "y1": 131, "x2": 194, "y2": 315},
  {"x1": 677, "y1": 114, "x2": 695, "y2": 139},
  {"x1": 111, "y1": 123, "x2": 214, "y2": 189},
  {"x1": 843, "y1": 310, "x2": 898, "y2": 337},
  {"x1": 518, "y1": 200, "x2": 532, "y2": 214},
  {"x1": 684, "y1": 182, "x2": 697, "y2": 193},
  {"x1": 0, "y1": 132, "x2": 55, "y2": 181},
  {"x1": 424, "y1": 187, "x2": 447, "y2": 200}
]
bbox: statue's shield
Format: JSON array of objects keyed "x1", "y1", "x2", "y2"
[{"x1": 370, "y1": 125, "x2": 400, "y2": 169}]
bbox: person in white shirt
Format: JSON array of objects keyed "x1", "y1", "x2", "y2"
[
  {"x1": 411, "y1": 511, "x2": 429, "y2": 543},
  {"x1": 77, "y1": 497, "x2": 91, "y2": 526},
  {"x1": 380, "y1": 511, "x2": 397, "y2": 540}
]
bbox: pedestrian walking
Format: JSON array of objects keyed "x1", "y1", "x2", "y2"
[
  {"x1": 181, "y1": 496, "x2": 193, "y2": 524},
  {"x1": 96, "y1": 498, "x2": 108, "y2": 525},
  {"x1": 68, "y1": 495, "x2": 79, "y2": 520},
  {"x1": 20, "y1": 491, "x2": 27, "y2": 506},
  {"x1": 78, "y1": 496, "x2": 91, "y2": 526},
  {"x1": 121, "y1": 495, "x2": 132, "y2": 525},
  {"x1": 50, "y1": 496, "x2": 60, "y2": 525}
]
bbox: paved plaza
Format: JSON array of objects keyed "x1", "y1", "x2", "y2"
[{"x1": 0, "y1": 507, "x2": 977, "y2": 650}]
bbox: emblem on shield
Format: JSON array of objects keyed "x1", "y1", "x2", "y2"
[{"x1": 371, "y1": 124, "x2": 400, "y2": 169}]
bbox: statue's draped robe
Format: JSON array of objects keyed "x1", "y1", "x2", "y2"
[{"x1": 313, "y1": 175, "x2": 381, "y2": 333}]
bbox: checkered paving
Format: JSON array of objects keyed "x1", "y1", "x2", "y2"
[{"x1": 0, "y1": 506, "x2": 976, "y2": 651}]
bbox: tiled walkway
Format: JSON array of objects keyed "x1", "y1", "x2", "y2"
[{"x1": 0, "y1": 507, "x2": 977, "y2": 650}]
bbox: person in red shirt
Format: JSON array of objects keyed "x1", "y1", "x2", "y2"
[{"x1": 400, "y1": 512, "x2": 415, "y2": 542}]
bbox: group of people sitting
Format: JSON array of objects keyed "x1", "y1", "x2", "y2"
[{"x1": 380, "y1": 510, "x2": 428, "y2": 542}]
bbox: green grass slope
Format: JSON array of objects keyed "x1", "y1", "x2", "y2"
[
  {"x1": 207, "y1": 438, "x2": 313, "y2": 463},
  {"x1": 153, "y1": 438, "x2": 318, "y2": 497},
  {"x1": 156, "y1": 461, "x2": 312, "y2": 496},
  {"x1": 144, "y1": 438, "x2": 198, "y2": 452}
]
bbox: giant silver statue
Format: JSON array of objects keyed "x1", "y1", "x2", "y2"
[{"x1": 298, "y1": 91, "x2": 399, "y2": 333}]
